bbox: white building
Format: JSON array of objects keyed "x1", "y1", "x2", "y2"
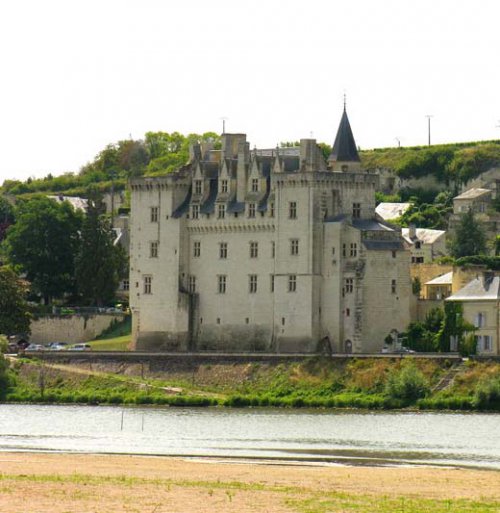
[
  {"x1": 129, "y1": 109, "x2": 411, "y2": 353},
  {"x1": 401, "y1": 226, "x2": 447, "y2": 263}
]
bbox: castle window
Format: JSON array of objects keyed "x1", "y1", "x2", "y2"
[
  {"x1": 344, "y1": 278, "x2": 353, "y2": 293},
  {"x1": 193, "y1": 241, "x2": 201, "y2": 258},
  {"x1": 249, "y1": 274, "x2": 258, "y2": 293},
  {"x1": 219, "y1": 242, "x2": 228, "y2": 259},
  {"x1": 342, "y1": 244, "x2": 347, "y2": 257},
  {"x1": 289, "y1": 201, "x2": 297, "y2": 219},
  {"x1": 216, "y1": 317, "x2": 221, "y2": 324},
  {"x1": 217, "y1": 204, "x2": 226, "y2": 219},
  {"x1": 270, "y1": 202, "x2": 275, "y2": 218},
  {"x1": 250, "y1": 241, "x2": 258, "y2": 258},
  {"x1": 221, "y1": 179, "x2": 228, "y2": 193},
  {"x1": 350, "y1": 243, "x2": 357, "y2": 257},
  {"x1": 245, "y1": 317, "x2": 249, "y2": 324},
  {"x1": 352, "y1": 203, "x2": 361, "y2": 219},
  {"x1": 248, "y1": 203, "x2": 256, "y2": 218},
  {"x1": 217, "y1": 275, "x2": 227, "y2": 294},
  {"x1": 483, "y1": 335, "x2": 492, "y2": 351},
  {"x1": 143, "y1": 276, "x2": 152, "y2": 294},
  {"x1": 392, "y1": 250, "x2": 397, "y2": 258},
  {"x1": 194, "y1": 180, "x2": 202, "y2": 195},
  {"x1": 290, "y1": 238, "x2": 299, "y2": 256},
  {"x1": 150, "y1": 241, "x2": 158, "y2": 258},
  {"x1": 122, "y1": 279, "x2": 129, "y2": 291},
  {"x1": 391, "y1": 279, "x2": 397, "y2": 294},
  {"x1": 346, "y1": 308, "x2": 350, "y2": 317},
  {"x1": 251, "y1": 178, "x2": 259, "y2": 192},
  {"x1": 271, "y1": 241, "x2": 275, "y2": 258},
  {"x1": 150, "y1": 207, "x2": 159, "y2": 223},
  {"x1": 288, "y1": 275, "x2": 297, "y2": 292},
  {"x1": 191, "y1": 204, "x2": 199, "y2": 219},
  {"x1": 332, "y1": 247, "x2": 335, "y2": 255},
  {"x1": 414, "y1": 241, "x2": 422, "y2": 249},
  {"x1": 189, "y1": 275, "x2": 196, "y2": 293},
  {"x1": 270, "y1": 274, "x2": 274, "y2": 293}
]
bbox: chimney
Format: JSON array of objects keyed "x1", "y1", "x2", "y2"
[
  {"x1": 408, "y1": 223, "x2": 417, "y2": 240},
  {"x1": 299, "y1": 139, "x2": 317, "y2": 172}
]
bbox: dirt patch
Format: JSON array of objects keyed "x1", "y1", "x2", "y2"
[{"x1": 0, "y1": 453, "x2": 499, "y2": 513}]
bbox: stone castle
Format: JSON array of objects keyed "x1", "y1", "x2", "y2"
[{"x1": 129, "y1": 108, "x2": 411, "y2": 353}]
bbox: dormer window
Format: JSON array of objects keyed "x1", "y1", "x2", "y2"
[
  {"x1": 217, "y1": 204, "x2": 226, "y2": 219},
  {"x1": 191, "y1": 204, "x2": 199, "y2": 219},
  {"x1": 221, "y1": 179, "x2": 228, "y2": 193},
  {"x1": 251, "y1": 179, "x2": 259, "y2": 192},
  {"x1": 414, "y1": 241, "x2": 421, "y2": 249},
  {"x1": 248, "y1": 203, "x2": 256, "y2": 218},
  {"x1": 194, "y1": 180, "x2": 202, "y2": 195}
]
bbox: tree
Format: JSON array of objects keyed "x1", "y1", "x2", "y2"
[
  {"x1": 449, "y1": 208, "x2": 487, "y2": 258},
  {"x1": 4, "y1": 197, "x2": 82, "y2": 303},
  {"x1": 75, "y1": 198, "x2": 126, "y2": 306},
  {"x1": 0, "y1": 266, "x2": 31, "y2": 336},
  {"x1": 0, "y1": 196, "x2": 15, "y2": 242}
]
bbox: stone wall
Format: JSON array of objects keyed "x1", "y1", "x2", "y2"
[{"x1": 30, "y1": 314, "x2": 125, "y2": 344}]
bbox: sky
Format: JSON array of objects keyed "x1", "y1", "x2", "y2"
[{"x1": 0, "y1": 0, "x2": 499, "y2": 182}]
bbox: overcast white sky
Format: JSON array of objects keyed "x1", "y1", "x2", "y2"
[{"x1": 0, "y1": 0, "x2": 499, "y2": 182}]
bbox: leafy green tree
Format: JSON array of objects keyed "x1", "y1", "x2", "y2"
[
  {"x1": 449, "y1": 208, "x2": 487, "y2": 258},
  {"x1": 0, "y1": 196, "x2": 15, "y2": 242},
  {"x1": 75, "y1": 198, "x2": 126, "y2": 306},
  {"x1": 4, "y1": 197, "x2": 82, "y2": 303},
  {"x1": 0, "y1": 266, "x2": 31, "y2": 335},
  {"x1": 436, "y1": 301, "x2": 476, "y2": 353}
]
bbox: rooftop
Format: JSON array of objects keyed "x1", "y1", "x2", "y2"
[
  {"x1": 454, "y1": 188, "x2": 491, "y2": 200},
  {"x1": 447, "y1": 274, "x2": 500, "y2": 301},
  {"x1": 375, "y1": 202, "x2": 412, "y2": 220},
  {"x1": 425, "y1": 271, "x2": 453, "y2": 286},
  {"x1": 401, "y1": 227, "x2": 446, "y2": 245}
]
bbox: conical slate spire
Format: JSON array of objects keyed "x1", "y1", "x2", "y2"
[{"x1": 330, "y1": 107, "x2": 360, "y2": 163}]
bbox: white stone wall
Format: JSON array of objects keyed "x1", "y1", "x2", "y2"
[{"x1": 30, "y1": 314, "x2": 124, "y2": 344}]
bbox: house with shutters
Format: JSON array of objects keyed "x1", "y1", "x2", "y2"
[{"x1": 129, "y1": 107, "x2": 411, "y2": 353}]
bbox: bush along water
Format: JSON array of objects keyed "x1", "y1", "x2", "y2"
[{"x1": 4, "y1": 356, "x2": 500, "y2": 411}]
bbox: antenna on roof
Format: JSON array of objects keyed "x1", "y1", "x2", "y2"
[
  {"x1": 220, "y1": 116, "x2": 228, "y2": 134},
  {"x1": 343, "y1": 91, "x2": 347, "y2": 111}
]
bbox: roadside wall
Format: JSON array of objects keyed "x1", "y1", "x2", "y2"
[{"x1": 30, "y1": 314, "x2": 125, "y2": 344}]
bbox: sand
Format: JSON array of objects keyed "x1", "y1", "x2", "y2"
[{"x1": 0, "y1": 452, "x2": 499, "y2": 512}]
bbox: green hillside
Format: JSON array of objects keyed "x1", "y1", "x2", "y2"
[{"x1": 2, "y1": 134, "x2": 500, "y2": 200}]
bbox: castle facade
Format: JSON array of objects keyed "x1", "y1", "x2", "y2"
[{"x1": 129, "y1": 109, "x2": 411, "y2": 353}]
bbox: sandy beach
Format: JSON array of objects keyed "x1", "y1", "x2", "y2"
[{"x1": 0, "y1": 452, "x2": 499, "y2": 512}]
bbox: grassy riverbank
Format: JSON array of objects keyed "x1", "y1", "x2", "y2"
[{"x1": 3, "y1": 356, "x2": 500, "y2": 411}]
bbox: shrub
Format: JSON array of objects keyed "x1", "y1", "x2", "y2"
[
  {"x1": 385, "y1": 362, "x2": 429, "y2": 402},
  {"x1": 473, "y1": 376, "x2": 500, "y2": 409}
]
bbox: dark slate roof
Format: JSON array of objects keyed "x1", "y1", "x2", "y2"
[
  {"x1": 330, "y1": 108, "x2": 360, "y2": 162},
  {"x1": 200, "y1": 179, "x2": 218, "y2": 214},
  {"x1": 201, "y1": 161, "x2": 219, "y2": 178},
  {"x1": 362, "y1": 240, "x2": 405, "y2": 251},
  {"x1": 352, "y1": 219, "x2": 394, "y2": 231},
  {"x1": 257, "y1": 177, "x2": 271, "y2": 211},
  {"x1": 227, "y1": 199, "x2": 245, "y2": 213},
  {"x1": 172, "y1": 186, "x2": 192, "y2": 218}
]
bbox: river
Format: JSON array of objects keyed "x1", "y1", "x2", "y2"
[{"x1": 0, "y1": 404, "x2": 499, "y2": 469}]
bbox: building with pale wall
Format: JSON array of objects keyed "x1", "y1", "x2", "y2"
[
  {"x1": 446, "y1": 272, "x2": 500, "y2": 355},
  {"x1": 401, "y1": 226, "x2": 447, "y2": 264},
  {"x1": 129, "y1": 108, "x2": 411, "y2": 353}
]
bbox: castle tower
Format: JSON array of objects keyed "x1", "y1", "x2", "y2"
[{"x1": 328, "y1": 105, "x2": 361, "y2": 172}]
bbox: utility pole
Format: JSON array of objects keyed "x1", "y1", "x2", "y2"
[{"x1": 425, "y1": 115, "x2": 433, "y2": 146}]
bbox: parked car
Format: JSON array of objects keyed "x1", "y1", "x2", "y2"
[
  {"x1": 69, "y1": 344, "x2": 92, "y2": 351},
  {"x1": 49, "y1": 342, "x2": 69, "y2": 351},
  {"x1": 26, "y1": 344, "x2": 45, "y2": 351}
]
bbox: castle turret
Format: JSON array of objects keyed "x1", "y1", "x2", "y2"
[{"x1": 328, "y1": 105, "x2": 361, "y2": 172}]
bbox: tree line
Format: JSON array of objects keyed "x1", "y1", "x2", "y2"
[{"x1": 0, "y1": 194, "x2": 126, "y2": 337}]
